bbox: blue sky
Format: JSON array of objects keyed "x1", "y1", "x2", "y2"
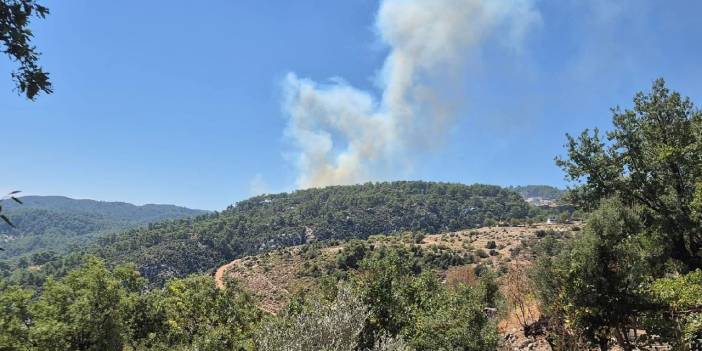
[{"x1": 2, "y1": 0, "x2": 701, "y2": 210}]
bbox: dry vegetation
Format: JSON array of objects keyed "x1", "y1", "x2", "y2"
[{"x1": 215, "y1": 222, "x2": 577, "y2": 315}]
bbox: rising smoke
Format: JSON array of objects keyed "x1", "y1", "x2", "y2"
[{"x1": 283, "y1": 0, "x2": 540, "y2": 188}]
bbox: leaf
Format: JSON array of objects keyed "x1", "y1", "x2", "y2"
[
  {"x1": 9, "y1": 190, "x2": 21, "y2": 195},
  {"x1": 11, "y1": 197, "x2": 22, "y2": 204},
  {"x1": 0, "y1": 215, "x2": 15, "y2": 227}
]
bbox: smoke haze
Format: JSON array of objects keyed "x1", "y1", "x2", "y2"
[{"x1": 283, "y1": 0, "x2": 540, "y2": 188}]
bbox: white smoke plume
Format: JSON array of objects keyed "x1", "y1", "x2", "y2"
[{"x1": 283, "y1": 0, "x2": 540, "y2": 188}]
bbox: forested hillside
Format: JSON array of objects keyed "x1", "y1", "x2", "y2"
[
  {"x1": 0, "y1": 196, "x2": 207, "y2": 259},
  {"x1": 93, "y1": 181, "x2": 533, "y2": 284},
  {"x1": 508, "y1": 185, "x2": 564, "y2": 200}
]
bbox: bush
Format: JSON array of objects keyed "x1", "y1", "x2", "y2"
[
  {"x1": 336, "y1": 241, "x2": 369, "y2": 270},
  {"x1": 476, "y1": 249, "x2": 489, "y2": 258},
  {"x1": 649, "y1": 270, "x2": 702, "y2": 347},
  {"x1": 256, "y1": 284, "x2": 368, "y2": 351},
  {"x1": 485, "y1": 241, "x2": 497, "y2": 249},
  {"x1": 412, "y1": 233, "x2": 426, "y2": 244}
]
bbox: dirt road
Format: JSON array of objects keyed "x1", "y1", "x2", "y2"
[{"x1": 214, "y1": 258, "x2": 241, "y2": 289}]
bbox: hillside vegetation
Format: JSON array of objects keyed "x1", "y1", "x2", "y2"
[
  {"x1": 508, "y1": 185, "x2": 564, "y2": 201},
  {"x1": 217, "y1": 223, "x2": 576, "y2": 316},
  {"x1": 93, "y1": 182, "x2": 534, "y2": 284},
  {"x1": 0, "y1": 220, "x2": 576, "y2": 351},
  {"x1": 0, "y1": 196, "x2": 207, "y2": 260}
]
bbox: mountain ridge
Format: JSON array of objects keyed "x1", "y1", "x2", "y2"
[{"x1": 0, "y1": 196, "x2": 208, "y2": 260}]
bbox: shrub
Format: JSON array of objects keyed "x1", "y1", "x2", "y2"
[
  {"x1": 476, "y1": 249, "x2": 489, "y2": 259},
  {"x1": 412, "y1": 233, "x2": 425, "y2": 244},
  {"x1": 336, "y1": 242, "x2": 368, "y2": 270},
  {"x1": 649, "y1": 270, "x2": 702, "y2": 347},
  {"x1": 256, "y1": 284, "x2": 368, "y2": 351}
]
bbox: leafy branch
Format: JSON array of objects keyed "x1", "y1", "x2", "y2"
[
  {"x1": 0, "y1": 190, "x2": 21, "y2": 250},
  {"x1": 1, "y1": 0, "x2": 52, "y2": 99}
]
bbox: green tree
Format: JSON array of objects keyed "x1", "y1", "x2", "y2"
[
  {"x1": 649, "y1": 269, "x2": 702, "y2": 349},
  {"x1": 0, "y1": 258, "x2": 263, "y2": 350},
  {"x1": 561, "y1": 199, "x2": 651, "y2": 350},
  {"x1": 348, "y1": 246, "x2": 499, "y2": 350},
  {"x1": 410, "y1": 283, "x2": 499, "y2": 351},
  {"x1": 531, "y1": 199, "x2": 649, "y2": 350},
  {"x1": 256, "y1": 284, "x2": 368, "y2": 351},
  {"x1": 539, "y1": 78, "x2": 702, "y2": 349},
  {"x1": 352, "y1": 248, "x2": 425, "y2": 348},
  {"x1": 0, "y1": 285, "x2": 33, "y2": 349},
  {"x1": 154, "y1": 275, "x2": 261, "y2": 350},
  {"x1": 29, "y1": 257, "x2": 129, "y2": 350},
  {"x1": 556, "y1": 78, "x2": 702, "y2": 270},
  {"x1": 1, "y1": 0, "x2": 52, "y2": 99}
]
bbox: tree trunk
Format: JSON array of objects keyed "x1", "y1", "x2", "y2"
[
  {"x1": 598, "y1": 335, "x2": 609, "y2": 351},
  {"x1": 614, "y1": 327, "x2": 633, "y2": 351}
]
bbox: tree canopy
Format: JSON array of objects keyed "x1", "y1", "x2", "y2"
[
  {"x1": 533, "y1": 79, "x2": 702, "y2": 350},
  {"x1": 557, "y1": 78, "x2": 702, "y2": 270}
]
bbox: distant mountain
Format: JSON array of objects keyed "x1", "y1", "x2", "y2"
[
  {"x1": 0, "y1": 196, "x2": 208, "y2": 260},
  {"x1": 508, "y1": 185, "x2": 564, "y2": 201},
  {"x1": 93, "y1": 181, "x2": 534, "y2": 285}
]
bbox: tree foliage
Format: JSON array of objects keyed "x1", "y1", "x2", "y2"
[
  {"x1": 649, "y1": 270, "x2": 702, "y2": 348},
  {"x1": 532, "y1": 199, "x2": 651, "y2": 350},
  {"x1": 0, "y1": 0, "x2": 51, "y2": 99},
  {"x1": 348, "y1": 246, "x2": 499, "y2": 350},
  {"x1": 533, "y1": 79, "x2": 702, "y2": 350},
  {"x1": 256, "y1": 284, "x2": 368, "y2": 351},
  {"x1": 1, "y1": 248, "x2": 501, "y2": 351},
  {"x1": 0, "y1": 257, "x2": 262, "y2": 351},
  {"x1": 556, "y1": 78, "x2": 702, "y2": 269}
]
